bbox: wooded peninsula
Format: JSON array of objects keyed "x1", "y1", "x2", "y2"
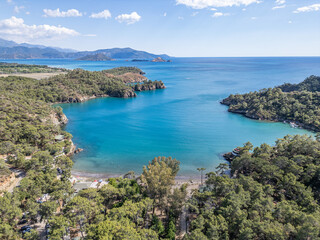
[{"x1": 221, "y1": 75, "x2": 320, "y2": 131}]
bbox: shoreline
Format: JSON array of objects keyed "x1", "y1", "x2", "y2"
[
  {"x1": 71, "y1": 170, "x2": 202, "y2": 180},
  {"x1": 71, "y1": 170, "x2": 202, "y2": 183}
]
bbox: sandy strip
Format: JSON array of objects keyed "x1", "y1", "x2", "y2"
[
  {"x1": 0, "y1": 72, "x2": 67, "y2": 80},
  {"x1": 71, "y1": 170, "x2": 202, "y2": 186}
]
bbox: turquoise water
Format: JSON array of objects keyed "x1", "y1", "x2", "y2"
[{"x1": 4, "y1": 58, "x2": 320, "y2": 176}]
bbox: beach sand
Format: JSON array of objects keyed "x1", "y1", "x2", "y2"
[{"x1": 71, "y1": 170, "x2": 202, "y2": 190}]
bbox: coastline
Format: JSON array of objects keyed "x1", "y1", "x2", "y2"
[
  {"x1": 70, "y1": 170, "x2": 202, "y2": 190},
  {"x1": 71, "y1": 169, "x2": 202, "y2": 181},
  {"x1": 221, "y1": 102, "x2": 319, "y2": 132}
]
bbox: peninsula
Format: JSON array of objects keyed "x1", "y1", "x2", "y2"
[{"x1": 221, "y1": 75, "x2": 320, "y2": 131}]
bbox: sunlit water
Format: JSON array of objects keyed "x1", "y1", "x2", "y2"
[{"x1": 4, "y1": 57, "x2": 320, "y2": 176}]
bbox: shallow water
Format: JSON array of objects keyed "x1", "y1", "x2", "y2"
[{"x1": 5, "y1": 57, "x2": 320, "y2": 176}]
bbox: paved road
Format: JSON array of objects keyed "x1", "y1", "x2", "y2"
[{"x1": 8, "y1": 168, "x2": 26, "y2": 193}]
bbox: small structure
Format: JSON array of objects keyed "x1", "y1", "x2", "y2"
[
  {"x1": 54, "y1": 135, "x2": 65, "y2": 142},
  {"x1": 73, "y1": 182, "x2": 92, "y2": 193}
]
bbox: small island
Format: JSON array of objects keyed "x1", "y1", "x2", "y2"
[
  {"x1": 76, "y1": 53, "x2": 113, "y2": 61},
  {"x1": 132, "y1": 57, "x2": 172, "y2": 62}
]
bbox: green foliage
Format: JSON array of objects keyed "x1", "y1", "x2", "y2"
[
  {"x1": 151, "y1": 215, "x2": 165, "y2": 236},
  {"x1": 134, "y1": 80, "x2": 165, "y2": 91},
  {"x1": 0, "y1": 62, "x2": 66, "y2": 74},
  {"x1": 278, "y1": 75, "x2": 320, "y2": 92},
  {"x1": 185, "y1": 135, "x2": 320, "y2": 240},
  {"x1": 141, "y1": 157, "x2": 179, "y2": 213},
  {"x1": 102, "y1": 67, "x2": 145, "y2": 76},
  {"x1": 86, "y1": 218, "x2": 158, "y2": 240},
  {"x1": 222, "y1": 75, "x2": 320, "y2": 131},
  {"x1": 0, "y1": 65, "x2": 169, "y2": 239}
]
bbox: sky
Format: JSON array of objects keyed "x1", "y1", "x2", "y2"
[{"x1": 0, "y1": 0, "x2": 319, "y2": 57}]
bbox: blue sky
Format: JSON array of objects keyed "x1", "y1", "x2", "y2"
[{"x1": 0, "y1": 0, "x2": 319, "y2": 57}]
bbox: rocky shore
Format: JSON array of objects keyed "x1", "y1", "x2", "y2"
[{"x1": 220, "y1": 99, "x2": 318, "y2": 132}]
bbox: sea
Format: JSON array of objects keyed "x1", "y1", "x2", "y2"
[{"x1": 3, "y1": 57, "x2": 320, "y2": 177}]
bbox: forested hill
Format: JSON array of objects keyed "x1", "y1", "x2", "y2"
[
  {"x1": 185, "y1": 134, "x2": 320, "y2": 239},
  {"x1": 0, "y1": 66, "x2": 167, "y2": 239},
  {"x1": 0, "y1": 67, "x2": 165, "y2": 102},
  {"x1": 221, "y1": 75, "x2": 320, "y2": 131},
  {"x1": 278, "y1": 75, "x2": 320, "y2": 92}
]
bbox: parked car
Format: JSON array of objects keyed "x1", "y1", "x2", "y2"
[
  {"x1": 20, "y1": 225, "x2": 32, "y2": 234},
  {"x1": 18, "y1": 219, "x2": 28, "y2": 225}
]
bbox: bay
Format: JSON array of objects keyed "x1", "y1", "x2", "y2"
[{"x1": 4, "y1": 57, "x2": 320, "y2": 176}]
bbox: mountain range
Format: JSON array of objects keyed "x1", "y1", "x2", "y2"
[{"x1": 0, "y1": 38, "x2": 170, "y2": 60}]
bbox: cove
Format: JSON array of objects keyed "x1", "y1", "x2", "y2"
[{"x1": 7, "y1": 57, "x2": 320, "y2": 176}]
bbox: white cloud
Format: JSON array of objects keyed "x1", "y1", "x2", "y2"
[
  {"x1": 275, "y1": 0, "x2": 285, "y2": 4},
  {"x1": 242, "y1": 8, "x2": 246, "y2": 11},
  {"x1": 83, "y1": 34, "x2": 96, "y2": 37},
  {"x1": 164, "y1": 12, "x2": 167, "y2": 17},
  {"x1": 212, "y1": 12, "x2": 229, "y2": 17},
  {"x1": 288, "y1": 20, "x2": 292, "y2": 24},
  {"x1": 178, "y1": 16, "x2": 184, "y2": 20},
  {"x1": 0, "y1": 16, "x2": 79, "y2": 42},
  {"x1": 7, "y1": 0, "x2": 12, "y2": 3},
  {"x1": 14, "y1": 5, "x2": 24, "y2": 13},
  {"x1": 272, "y1": 5, "x2": 285, "y2": 10},
  {"x1": 116, "y1": 12, "x2": 141, "y2": 24},
  {"x1": 176, "y1": 0, "x2": 260, "y2": 9},
  {"x1": 251, "y1": 16, "x2": 257, "y2": 20},
  {"x1": 293, "y1": 4, "x2": 320, "y2": 13},
  {"x1": 211, "y1": 8, "x2": 217, "y2": 11},
  {"x1": 212, "y1": 12, "x2": 223, "y2": 17},
  {"x1": 43, "y1": 8, "x2": 83, "y2": 17},
  {"x1": 191, "y1": 11, "x2": 199, "y2": 16},
  {"x1": 90, "y1": 10, "x2": 111, "y2": 19}
]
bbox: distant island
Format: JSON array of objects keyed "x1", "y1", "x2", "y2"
[
  {"x1": 0, "y1": 37, "x2": 171, "y2": 60},
  {"x1": 132, "y1": 57, "x2": 172, "y2": 62},
  {"x1": 221, "y1": 75, "x2": 320, "y2": 131},
  {"x1": 76, "y1": 53, "x2": 113, "y2": 61}
]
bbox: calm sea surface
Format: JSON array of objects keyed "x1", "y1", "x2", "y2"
[{"x1": 4, "y1": 57, "x2": 320, "y2": 176}]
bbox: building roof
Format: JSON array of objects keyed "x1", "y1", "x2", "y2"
[{"x1": 54, "y1": 135, "x2": 65, "y2": 141}]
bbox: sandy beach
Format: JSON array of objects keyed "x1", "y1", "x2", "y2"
[{"x1": 71, "y1": 170, "x2": 202, "y2": 190}]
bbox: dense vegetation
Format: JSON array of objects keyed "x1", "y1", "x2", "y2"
[
  {"x1": 102, "y1": 66, "x2": 145, "y2": 76},
  {"x1": 0, "y1": 62, "x2": 66, "y2": 74},
  {"x1": 0, "y1": 65, "x2": 169, "y2": 239},
  {"x1": 0, "y1": 67, "x2": 165, "y2": 103},
  {"x1": 185, "y1": 134, "x2": 320, "y2": 240},
  {"x1": 221, "y1": 75, "x2": 320, "y2": 131},
  {"x1": 1, "y1": 67, "x2": 319, "y2": 239},
  {"x1": 278, "y1": 75, "x2": 320, "y2": 92}
]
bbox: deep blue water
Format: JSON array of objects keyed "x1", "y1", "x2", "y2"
[{"x1": 3, "y1": 57, "x2": 320, "y2": 176}]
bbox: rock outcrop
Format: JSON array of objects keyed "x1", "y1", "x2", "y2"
[{"x1": 151, "y1": 57, "x2": 171, "y2": 62}]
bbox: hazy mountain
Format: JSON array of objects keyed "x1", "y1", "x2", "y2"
[
  {"x1": 0, "y1": 38, "x2": 76, "y2": 53},
  {"x1": 0, "y1": 38, "x2": 170, "y2": 60}
]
